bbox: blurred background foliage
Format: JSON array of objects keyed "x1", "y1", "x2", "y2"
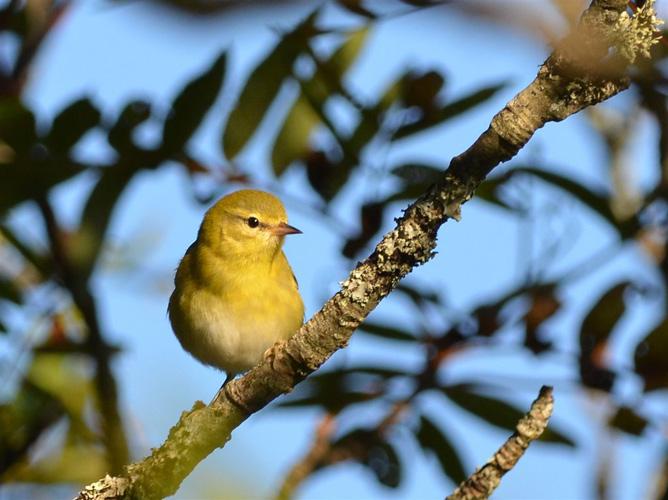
[{"x1": 1, "y1": 0, "x2": 668, "y2": 498}]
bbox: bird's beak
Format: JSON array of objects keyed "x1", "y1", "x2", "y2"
[{"x1": 271, "y1": 222, "x2": 302, "y2": 236}]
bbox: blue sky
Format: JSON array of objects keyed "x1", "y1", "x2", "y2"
[{"x1": 12, "y1": 0, "x2": 668, "y2": 498}]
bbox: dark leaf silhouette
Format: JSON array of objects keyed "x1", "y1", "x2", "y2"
[
  {"x1": 634, "y1": 317, "x2": 668, "y2": 391},
  {"x1": 358, "y1": 321, "x2": 419, "y2": 342},
  {"x1": 392, "y1": 82, "x2": 506, "y2": 140},
  {"x1": 331, "y1": 429, "x2": 402, "y2": 488},
  {"x1": 108, "y1": 100, "x2": 152, "y2": 153},
  {"x1": 509, "y1": 166, "x2": 638, "y2": 238},
  {"x1": 578, "y1": 282, "x2": 631, "y2": 391},
  {"x1": 343, "y1": 201, "x2": 385, "y2": 258},
  {"x1": 162, "y1": 51, "x2": 227, "y2": 154},
  {"x1": 444, "y1": 385, "x2": 575, "y2": 446},
  {"x1": 272, "y1": 28, "x2": 368, "y2": 175},
  {"x1": 416, "y1": 414, "x2": 467, "y2": 485},
  {"x1": 223, "y1": 11, "x2": 319, "y2": 159},
  {"x1": 608, "y1": 406, "x2": 648, "y2": 436},
  {"x1": 0, "y1": 98, "x2": 36, "y2": 153},
  {"x1": 46, "y1": 98, "x2": 101, "y2": 154}
]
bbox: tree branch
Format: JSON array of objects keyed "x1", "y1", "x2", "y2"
[
  {"x1": 447, "y1": 386, "x2": 555, "y2": 500},
  {"x1": 275, "y1": 414, "x2": 336, "y2": 500},
  {"x1": 77, "y1": 1, "x2": 659, "y2": 497}
]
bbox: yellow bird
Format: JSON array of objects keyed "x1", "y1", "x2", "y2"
[{"x1": 168, "y1": 189, "x2": 304, "y2": 380}]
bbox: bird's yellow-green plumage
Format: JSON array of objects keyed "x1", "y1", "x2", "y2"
[{"x1": 168, "y1": 189, "x2": 304, "y2": 375}]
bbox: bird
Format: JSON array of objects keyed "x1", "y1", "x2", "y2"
[{"x1": 168, "y1": 189, "x2": 304, "y2": 381}]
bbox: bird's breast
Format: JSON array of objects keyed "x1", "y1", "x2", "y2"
[{"x1": 169, "y1": 258, "x2": 304, "y2": 374}]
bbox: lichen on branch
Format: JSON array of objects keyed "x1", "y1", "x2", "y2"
[{"x1": 77, "y1": 1, "x2": 662, "y2": 498}]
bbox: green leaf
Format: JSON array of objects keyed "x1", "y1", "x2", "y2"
[
  {"x1": 26, "y1": 353, "x2": 95, "y2": 420},
  {"x1": 0, "y1": 383, "x2": 64, "y2": 475},
  {"x1": 223, "y1": 11, "x2": 319, "y2": 159},
  {"x1": 271, "y1": 95, "x2": 320, "y2": 176},
  {"x1": 416, "y1": 415, "x2": 467, "y2": 485},
  {"x1": 392, "y1": 82, "x2": 506, "y2": 140},
  {"x1": 162, "y1": 51, "x2": 227, "y2": 154},
  {"x1": 271, "y1": 28, "x2": 368, "y2": 175},
  {"x1": 347, "y1": 75, "x2": 402, "y2": 152},
  {"x1": 358, "y1": 320, "x2": 418, "y2": 342},
  {"x1": 108, "y1": 100, "x2": 151, "y2": 153},
  {"x1": 73, "y1": 165, "x2": 136, "y2": 279},
  {"x1": 608, "y1": 406, "x2": 648, "y2": 436},
  {"x1": 0, "y1": 98, "x2": 36, "y2": 153},
  {"x1": 510, "y1": 166, "x2": 638, "y2": 238},
  {"x1": 444, "y1": 386, "x2": 575, "y2": 446},
  {"x1": 45, "y1": 98, "x2": 101, "y2": 154},
  {"x1": 634, "y1": 317, "x2": 668, "y2": 391}
]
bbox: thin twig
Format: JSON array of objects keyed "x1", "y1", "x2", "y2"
[
  {"x1": 276, "y1": 414, "x2": 336, "y2": 500},
  {"x1": 447, "y1": 386, "x2": 555, "y2": 500},
  {"x1": 36, "y1": 197, "x2": 130, "y2": 474}
]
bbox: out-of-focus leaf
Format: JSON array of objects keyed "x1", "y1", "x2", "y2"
[
  {"x1": 510, "y1": 166, "x2": 638, "y2": 238},
  {"x1": 6, "y1": 442, "x2": 107, "y2": 484},
  {"x1": 342, "y1": 201, "x2": 384, "y2": 258},
  {"x1": 524, "y1": 285, "x2": 560, "y2": 354},
  {"x1": 634, "y1": 317, "x2": 668, "y2": 391},
  {"x1": 366, "y1": 440, "x2": 401, "y2": 488},
  {"x1": 1, "y1": 4, "x2": 28, "y2": 36},
  {"x1": 444, "y1": 385, "x2": 575, "y2": 446},
  {"x1": 401, "y1": 70, "x2": 444, "y2": 110},
  {"x1": 45, "y1": 98, "x2": 101, "y2": 154},
  {"x1": 272, "y1": 95, "x2": 320, "y2": 176},
  {"x1": 396, "y1": 283, "x2": 441, "y2": 307},
  {"x1": 0, "y1": 383, "x2": 63, "y2": 475},
  {"x1": 271, "y1": 28, "x2": 368, "y2": 175},
  {"x1": 223, "y1": 11, "x2": 319, "y2": 159},
  {"x1": 358, "y1": 321, "x2": 418, "y2": 342},
  {"x1": 347, "y1": 75, "x2": 402, "y2": 152},
  {"x1": 332, "y1": 429, "x2": 402, "y2": 489},
  {"x1": 0, "y1": 223, "x2": 51, "y2": 276},
  {"x1": 305, "y1": 150, "x2": 351, "y2": 202},
  {"x1": 337, "y1": 0, "x2": 377, "y2": 18},
  {"x1": 608, "y1": 406, "x2": 648, "y2": 436},
  {"x1": 162, "y1": 51, "x2": 227, "y2": 154},
  {"x1": 392, "y1": 83, "x2": 505, "y2": 140},
  {"x1": 0, "y1": 99, "x2": 36, "y2": 153},
  {"x1": 26, "y1": 353, "x2": 94, "y2": 420},
  {"x1": 579, "y1": 282, "x2": 631, "y2": 391},
  {"x1": 0, "y1": 276, "x2": 21, "y2": 304},
  {"x1": 277, "y1": 390, "x2": 378, "y2": 412},
  {"x1": 416, "y1": 415, "x2": 467, "y2": 484},
  {"x1": 73, "y1": 165, "x2": 137, "y2": 279},
  {"x1": 108, "y1": 100, "x2": 151, "y2": 153}
]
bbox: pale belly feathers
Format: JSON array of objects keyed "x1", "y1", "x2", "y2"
[{"x1": 169, "y1": 269, "x2": 304, "y2": 375}]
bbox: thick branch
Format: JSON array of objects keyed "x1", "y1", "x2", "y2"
[
  {"x1": 447, "y1": 386, "x2": 555, "y2": 500},
  {"x1": 78, "y1": 1, "x2": 646, "y2": 498}
]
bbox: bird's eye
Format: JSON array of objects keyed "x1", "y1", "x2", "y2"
[{"x1": 247, "y1": 216, "x2": 260, "y2": 228}]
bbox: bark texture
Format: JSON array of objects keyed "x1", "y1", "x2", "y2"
[
  {"x1": 447, "y1": 386, "x2": 555, "y2": 500},
  {"x1": 76, "y1": 1, "x2": 654, "y2": 498}
]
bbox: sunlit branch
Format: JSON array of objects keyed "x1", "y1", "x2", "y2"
[
  {"x1": 447, "y1": 386, "x2": 554, "y2": 500},
  {"x1": 76, "y1": 1, "x2": 660, "y2": 498}
]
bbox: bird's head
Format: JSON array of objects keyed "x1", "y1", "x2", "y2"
[{"x1": 198, "y1": 189, "x2": 301, "y2": 260}]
